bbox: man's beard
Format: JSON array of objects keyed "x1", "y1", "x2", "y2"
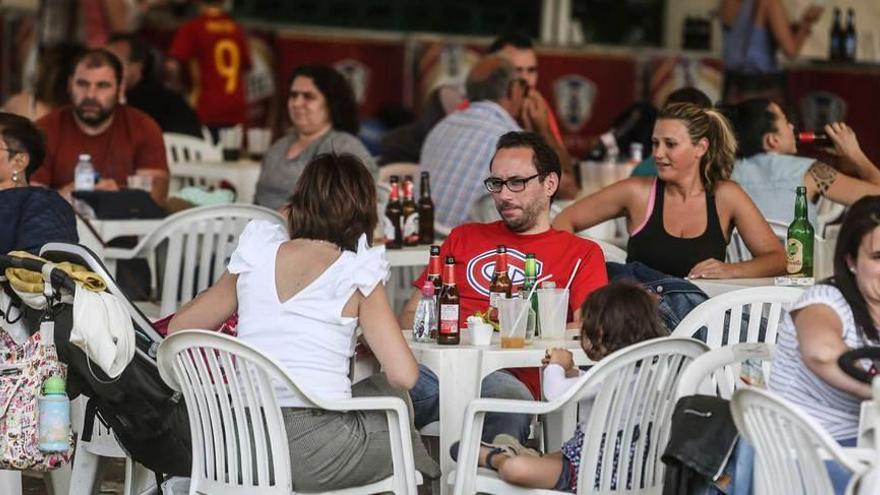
[
  {"x1": 497, "y1": 200, "x2": 541, "y2": 233},
  {"x1": 74, "y1": 99, "x2": 114, "y2": 127}
]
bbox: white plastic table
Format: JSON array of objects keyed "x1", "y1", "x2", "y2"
[
  {"x1": 407, "y1": 330, "x2": 592, "y2": 494},
  {"x1": 169, "y1": 159, "x2": 261, "y2": 204},
  {"x1": 384, "y1": 245, "x2": 430, "y2": 267},
  {"x1": 694, "y1": 277, "x2": 782, "y2": 297}
]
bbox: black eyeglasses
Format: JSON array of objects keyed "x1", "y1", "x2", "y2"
[{"x1": 484, "y1": 173, "x2": 543, "y2": 193}]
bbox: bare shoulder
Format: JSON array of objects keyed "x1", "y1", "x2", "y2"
[{"x1": 714, "y1": 179, "x2": 749, "y2": 200}]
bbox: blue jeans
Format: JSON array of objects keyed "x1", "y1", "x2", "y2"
[
  {"x1": 729, "y1": 437, "x2": 856, "y2": 495},
  {"x1": 409, "y1": 364, "x2": 533, "y2": 443}
]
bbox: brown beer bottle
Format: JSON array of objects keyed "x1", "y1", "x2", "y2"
[
  {"x1": 384, "y1": 176, "x2": 403, "y2": 249},
  {"x1": 426, "y1": 245, "x2": 442, "y2": 339},
  {"x1": 488, "y1": 245, "x2": 512, "y2": 322},
  {"x1": 401, "y1": 175, "x2": 419, "y2": 246},
  {"x1": 438, "y1": 256, "x2": 460, "y2": 345},
  {"x1": 418, "y1": 171, "x2": 435, "y2": 245}
]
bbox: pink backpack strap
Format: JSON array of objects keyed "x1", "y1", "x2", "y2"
[{"x1": 630, "y1": 178, "x2": 658, "y2": 237}]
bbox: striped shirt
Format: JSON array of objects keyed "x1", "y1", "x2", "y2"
[
  {"x1": 769, "y1": 284, "x2": 866, "y2": 440},
  {"x1": 419, "y1": 101, "x2": 520, "y2": 228}
]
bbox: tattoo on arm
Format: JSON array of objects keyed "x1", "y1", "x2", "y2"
[{"x1": 808, "y1": 162, "x2": 838, "y2": 197}]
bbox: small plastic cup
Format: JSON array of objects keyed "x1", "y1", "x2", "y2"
[
  {"x1": 470, "y1": 322, "x2": 494, "y2": 346},
  {"x1": 126, "y1": 175, "x2": 153, "y2": 192},
  {"x1": 537, "y1": 288, "x2": 569, "y2": 341},
  {"x1": 498, "y1": 298, "x2": 528, "y2": 348},
  {"x1": 220, "y1": 126, "x2": 243, "y2": 161},
  {"x1": 246, "y1": 128, "x2": 272, "y2": 160}
]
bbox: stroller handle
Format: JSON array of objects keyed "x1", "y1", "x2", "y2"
[
  {"x1": 0, "y1": 254, "x2": 76, "y2": 293},
  {"x1": 838, "y1": 346, "x2": 880, "y2": 384}
]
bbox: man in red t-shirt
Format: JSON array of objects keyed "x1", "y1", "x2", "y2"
[
  {"x1": 166, "y1": 0, "x2": 251, "y2": 129},
  {"x1": 400, "y1": 131, "x2": 608, "y2": 443},
  {"x1": 488, "y1": 34, "x2": 580, "y2": 199},
  {"x1": 32, "y1": 48, "x2": 169, "y2": 206}
]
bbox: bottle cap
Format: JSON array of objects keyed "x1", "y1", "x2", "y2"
[
  {"x1": 78, "y1": 153, "x2": 91, "y2": 161},
  {"x1": 421, "y1": 281, "x2": 435, "y2": 296},
  {"x1": 43, "y1": 375, "x2": 65, "y2": 395}
]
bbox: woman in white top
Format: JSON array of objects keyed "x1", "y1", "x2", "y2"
[
  {"x1": 770, "y1": 196, "x2": 880, "y2": 444},
  {"x1": 169, "y1": 153, "x2": 438, "y2": 491}
]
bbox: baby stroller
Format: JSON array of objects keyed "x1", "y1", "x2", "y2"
[{"x1": 0, "y1": 244, "x2": 191, "y2": 483}]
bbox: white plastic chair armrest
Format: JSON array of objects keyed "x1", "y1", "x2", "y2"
[
  {"x1": 842, "y1": 447, "x2": 874, "y2": 465},
  {"x1": 323, "y1": 396, "x2": 409, "y2": 415},
  {"x1": 465, "y1": 397, "x2": 557, "y2": 416}
]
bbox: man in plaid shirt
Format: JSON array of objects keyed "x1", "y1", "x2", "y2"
[{"x1": 420, "y1": 56, "x2": 527, "y2": 228}]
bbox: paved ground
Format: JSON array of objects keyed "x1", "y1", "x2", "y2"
[{"x1": 23, "y1": 458, "x2": 126, "y2": 494}]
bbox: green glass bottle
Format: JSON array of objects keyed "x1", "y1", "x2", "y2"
[
  {"x1": 786, "y1": 186, "x2": 814, "y2": 277},
  {"x1": 521, "y1": 254, "x2": 539, "y2": 339}
]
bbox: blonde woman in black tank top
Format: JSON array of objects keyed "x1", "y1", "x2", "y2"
[{"x1": 554, "y1": 103, "x2": 786, "y2": 279}]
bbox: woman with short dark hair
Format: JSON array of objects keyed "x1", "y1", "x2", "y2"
[
  {"x1": 255, "y1": 65, "x2": 377, "y2": 210},
  {"x1": 169, "y1": 153, "x2": 438, "y2": 491},
  {"x1": 0, "y1": 112, "x2": 77, "y2": 254}
]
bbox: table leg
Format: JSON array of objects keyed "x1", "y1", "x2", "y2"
[{"x1": 415, "y1": 347, "x2": 481, "y2": 495}]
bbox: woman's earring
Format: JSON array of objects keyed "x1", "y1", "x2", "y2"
[
  {"x1": 10, "y1": 166, "x2": 25, "y2": 187},
  {"x1": 849, "y1": 266, "x2": 857, "y2": 274}
]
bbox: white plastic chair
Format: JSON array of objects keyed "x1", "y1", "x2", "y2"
[
  {"x1": 578, "y1": 235, "x2": 627, "y2": 263},
  {"x1": 69, "y1": 415, "x2": 155, "y2": 495},
  {"x1": 676, "y1": 343, "x2": 775, "y2": 400},
  {"x1": 157, "y1": 330, "x2": 421, "y2": 494},
  {"x1": 164, "y1": 133, "x2": 221, "y2": 166},
  {"x1": 671, "y1": 286, "x2": 804, "y2": 348},
  {"x1": 730, "y1": 387, "x2": 868, "y2": 495},
  {"x1": 450, "y1": 337, "x2": 708, "y2": 494},
  {"x1": 103, "y1": 204, "x2": 285, "y2": 319}
]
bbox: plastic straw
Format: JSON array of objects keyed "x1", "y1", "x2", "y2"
[
  {"x1": 564, "y1": 258, "x2": 582, "y2": 290},
  {"x1": 509, "y1": 274, "x2": 552, "y2": 335}
]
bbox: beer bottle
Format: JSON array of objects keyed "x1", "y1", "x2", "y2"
[
  {"x1": 418, "y1": 172, "x2": 435, "y2": 245},
  {"x1": 844, "y1": 8, "x2": 857, "y2": 62},
  {"x1": 786, "y1": 186, "x2": 814, "y2": 277},
  {"x1": 384, "y1": 176, "x2": 403, "y2": 249},
  {"x1": 401, "y1": 175, "x2": 419, "y2": 246},
  {"x1": 830, "y1": 7, "x2": 844, "y2": 61},
  {"x1": 438, "y1": 256, "x2": 460, "y2": 345},
  {"x1": 426, "y1": 245, "x2": 442, "y2": 338},
  {"x1": 797, "y1": 131, "x2": 832, "y2": 147},
  {"x1": 488, "y1": 246, "x2": 512, "y2": 322},
  {"x1": 521, "y1": 253, "x2": 539, "y2": 338}
]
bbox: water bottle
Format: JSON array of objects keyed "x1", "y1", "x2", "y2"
[
  {"x1": 413, "y1": 281, "x2": 437, "y2": 343},
  {"x1": 38, "y1": 375, "x2": 69, "y2": 452},
  {"x1": 74, "y1": 153, "x2": 95, "y2": 191}
]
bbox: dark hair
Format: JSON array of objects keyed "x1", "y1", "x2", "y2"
[
  {"x1": 827, "y1": 196, "x2": 880, "y2": 342},
  {"x1": 288, "y1": 65, "x2": 360, "y2": 135},
  {"x1": 493, "y1": 131, "x2": 560, "y2": 179},
  {"x1": 72, "y1": 48, "x2": 124, "y2": 87},
  {"x1": 657, "y1": 102, "x2": 737, "y2": 192},
  {"x1": 0, "y1": 112, "x2": 46, "y2": 179},
  {"x1": 665, "y1": 87, "x2": 712, "y2": 109},
  {"x1": 488, "y1": 33, "x2": 534, "y2": 53},
  {"x1": 34, "y1": 43, "x2": 85, "y2": 108},
  {"x1": 721, "y1": 98, "x2": 777, "y2": 158},
  {"x1": 580, "y1": 282, "x2": 667, "y2": 361},
  {"x1": 465, "y1": 57, "x2": 515, "y2": 102},
  {"x1": 286, "y1": 153, "x2": 377, "y2": 252}
]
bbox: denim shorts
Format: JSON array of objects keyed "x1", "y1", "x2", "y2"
[{"x1": 553, "y1": 454, "x2": 576, "y2": 492}]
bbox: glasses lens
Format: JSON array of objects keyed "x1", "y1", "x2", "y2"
[
  {"x1": 506, "y1": 179, "x2": 526, "y2": 192},
  {"x1": 484, "y1": 179, "x2": 503, "y2": 192}
]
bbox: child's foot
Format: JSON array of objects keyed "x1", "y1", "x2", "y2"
[
  {"x1": 449, "y1": 441, "x2": 515, "y2": 471},
  {"x1": 491, "y1": 433, "x2": 542, "y2": 457}
]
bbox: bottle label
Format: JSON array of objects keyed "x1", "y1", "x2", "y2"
[
  {"x1": 786, "y1": 238, "x2": 804, "y2": 275},
  {"x1": 383, "y1": 216, "x2": 397, "y2": 243},
  {"x1": 439, "y1": 304, "x2": 459, "y2": 335},
  {"x1": 489, "y1": 291, "x2": 504, "y2": 309},
  {"x1": 403, "y1": 213, "x2": 419, "y2": 242}
]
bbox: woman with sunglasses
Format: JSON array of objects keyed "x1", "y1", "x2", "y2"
[{"x1": 554, "y1": 102, "x2": 785, "y2": 279}]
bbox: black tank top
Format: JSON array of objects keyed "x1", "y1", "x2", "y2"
[{"x1": 626, "y1": 179, "x2": 728, "y2": 278}]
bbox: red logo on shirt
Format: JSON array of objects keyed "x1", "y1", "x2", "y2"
[{"x1": 465, "y1": 248, "x2": 544, "y2": 297}]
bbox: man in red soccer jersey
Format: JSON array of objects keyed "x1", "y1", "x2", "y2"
[
  {"x1": 400, "y1": 131, "x2": 608, "y2": 443},
  {"x1": 165, "y1": 0, "x2": 251, "y2": 132}
]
